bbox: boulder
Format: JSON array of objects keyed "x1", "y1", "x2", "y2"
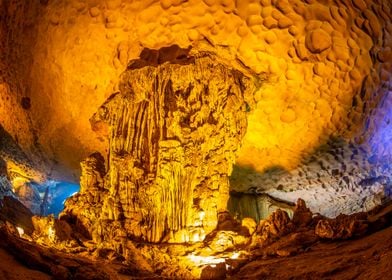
[
  {"x1": 292, "y1": 198, "x2": 313, "y2": 227},
  {"x1": 305, "y1": 29, "x2": 332, "y2": 53},
  {"x1": 315, "y1": 213, "x2": 368, "y2": 239}
]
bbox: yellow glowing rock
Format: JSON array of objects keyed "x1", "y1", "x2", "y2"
[
  {"x1": 280, "y1": 108, "x2": 296, "y2": 123},
  {"x1": 0, "y1": 0, "x2": 390, "y2": 182},
  {"x1": 278, "y1": 17, "x2": 293, "y2": 29},
  {"x1": 241, "y1": 217, "x2": 257, "y2": 235},
  {"x1": 82, "y1": 47, "x2": 257, "y2": 243},
  {"x1": 305, "y1": 29, "x2": 332, "y2": 53},
  {"x1": 89, "y1": 7, "x2": 101, "y2": 17},
  {"x1": 264, "y1": 31, "x2": 277, "y2": 44}
]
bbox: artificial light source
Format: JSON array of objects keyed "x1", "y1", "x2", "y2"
[
  {"x1": 186, "y1": 251, "x2": 241, "y2": 267},
  {"x1": 47, "y1": 226, "x2": 55, "y2": 242},
  {"x1": 186, "y1": 254, "x2": 226, "y2": 266},
  {"x1": 231, "y1": 252, "x2": 240, "y2": 259},
  {"x1": 16, "y1": 226, "x2": 24, "y2": 237}
]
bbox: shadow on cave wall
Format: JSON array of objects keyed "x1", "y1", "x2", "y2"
[
  {"x1": 0, "y1": 124, "x2": 81, "y2": 217},
  {"x1": 228, "y1": 135, "x2": 392, "y2": 220},
  {"x1": 230, "y1": 164, "x2": 290, "y2": 193},
  {"x1": 0, "y1": 124, "x2": 34, "y2": 177},
  {"x1": 229, "y1": 136, "x2": 390, "y2": 193}
]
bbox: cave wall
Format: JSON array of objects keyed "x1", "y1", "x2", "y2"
[
  {"x1": 0, "y1": 1, "x2": 46, "y2": 182},
  {"x1": 0, "y1": 1, "x2": 36, "y2": 151},
  {"x1": 0, "y1": 0, "x2": 391, "y2": 182}
]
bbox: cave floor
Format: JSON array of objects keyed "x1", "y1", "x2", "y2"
[
  {"x1": 232, "y1": 226, "x2": 392, "y2": 280},
  {"x1": 0, "y1": 248, "x2": 51, "y2": 280},
  {"x1": 0, "y1": 224, "x2": 391, "y2": 279}
]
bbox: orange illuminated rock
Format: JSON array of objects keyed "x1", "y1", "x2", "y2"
[
  {"x1": 0, "y1": 1, "x2": 391, "y2": 278},
  {"x1": 253, "y1": 209, "x2": 293, "y2": 244},
  {"x1": 0, "y1": 0, "x2": 391, "y2": 181},
  {"x1": 60, "y1": 153, "x2": 106, "y2": 240},
  {"x1": 292, "y1": 198, "x2": 313, "y2": 227},
  {"x1": 280, "y1": 108, "x2": 296, "y2": 123},
  {"x1": 64, "y1": 46, "x2": 257, "y2": 243},
  {"x1": 315, "y1": 213, "x2": 368, "y2": 239},
  {"x1": 305, "y1": 29, "x2": 332, "y2": 54}
]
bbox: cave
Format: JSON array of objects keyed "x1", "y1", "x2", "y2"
[{"x1": 0, "y1": 0, "x2": 392, "y2": 279}]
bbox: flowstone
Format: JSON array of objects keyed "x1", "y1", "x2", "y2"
[{"x1": 63, "y1": 46, "x2": 257, "y2": 243}]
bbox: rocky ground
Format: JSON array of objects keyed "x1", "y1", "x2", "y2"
[
  {"x1": 231, "y1": 225, "x2": 392, "y2": 280},
  {"x1": 0, "y1": 194, "x2": 391, "y2": 280}
]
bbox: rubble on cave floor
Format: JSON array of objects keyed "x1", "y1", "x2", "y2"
[{"x1": 0, "y1": 194, "x2": 391, "y2": 279}]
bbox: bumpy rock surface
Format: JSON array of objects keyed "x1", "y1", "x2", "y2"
[
  {"x1": 1, "y1": 1, "x2": 392, "y2": 277},
  {"x1": 0, "y1": 0, "x2": 391, "y2": 182},
  {"x1": 231, "y1": 138, "x2": 392, "y2": 217},
  {"x1": 253, "y1": 209, "x2": 293, "y2": 244}
]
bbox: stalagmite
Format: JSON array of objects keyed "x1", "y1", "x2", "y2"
[{"x1": 76, "y1": 46, "x2": 257, "y2": 243}]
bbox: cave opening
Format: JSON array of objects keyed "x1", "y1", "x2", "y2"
[
  {"x1": 11, "y1": 180, "x2": 80, "y2": 218},
  {"x1": 42, "y1": 181, "x2": 80, "y2": 217}
]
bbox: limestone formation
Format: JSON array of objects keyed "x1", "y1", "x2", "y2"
[
  {"x1": 291, "y1": 198, "x2": 313, "y2": 227},
  {"x1": 13, "y1": 183, "x2": 41, "y2": 214},
  {"x1": 0, "y1": 176, "x2": 14, "y2": 200},
  {"x1": 228, "y1": 192, "x2": 295, "y2": 222},
  {"x1": 0, "y1": 196, "x2": 34, "y2": 235},
  {"x1": 253, "y1": 209, "x2": 293, "y2": 245},
  {"x1": 315, "y1": 213, "x2": 368, "y2": 240},
  {"x1": 305, "y1": 29, "x2": 332, "y2": 53},
  {"x1": 60, "y1": 153, "x2": 106, "y2": 240},
  {"x1": 0, "y1": 159, "x2": 14, "y2": 200},
  {"x1": 0, "y1": 125, "x2": 45, "y2": 184},
  {"x1": 32, "y1": 215, "x2": 73, "y2": 245},
  {"x1": 63, "y1": 46, "x2": 257, "y2": 243},
  {"x1": 231, "y1": 138, "x2": 392, "y2": 218},
  {"x1": 3, "y1": 190, "x2": 392, "y2": 279},
  {"x1": 0, "y1": 1, "x2": 390, "y2": 237}
]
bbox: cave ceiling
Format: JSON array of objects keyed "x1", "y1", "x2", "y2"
[{"x1": 0, "y1": 0, "x2": 391, "y2": 189}]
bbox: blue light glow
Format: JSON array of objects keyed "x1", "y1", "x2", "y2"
[
  {"x1": 45, "y1": 181, "x2": 80, "y2": 217},
  {"x1": 368, "y1": 90, "x2": 392, "y2": 167}
]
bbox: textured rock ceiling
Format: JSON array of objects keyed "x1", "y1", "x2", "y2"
[
  {"x1": 0, "y1": 0, "x2": 391, "y2": 183},
  {"x1": 0, "y1": 0, "x2": 392, "y2": 278}
]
